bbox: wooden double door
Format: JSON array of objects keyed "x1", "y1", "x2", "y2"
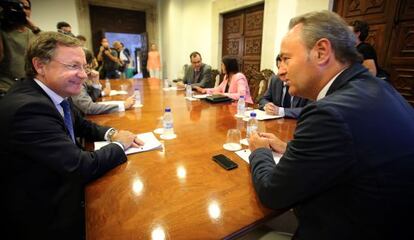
[
  {"x1": 335, "y1": 0, "x2": 414, "y2": 106},
  {"x1": 221, "y1": 4, "x2": 264, "y2": 80}
]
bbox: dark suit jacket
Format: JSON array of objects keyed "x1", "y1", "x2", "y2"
[
  {"x1": 183, "y1": 63, "x2": 213, "y2": 88},
  {"x1": 0, "y1": 78, "x2": 127, "y2": 240},
  {"x1": 259, "y1": 75, "x2": 310, "y2": 118},
  {"x1": 250, "y1": 64, "x2": 414, "y2": 240}
]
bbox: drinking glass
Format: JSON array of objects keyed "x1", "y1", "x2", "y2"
[{"x1": 223, "y1": 129, "x2": 242, "y2": 151}]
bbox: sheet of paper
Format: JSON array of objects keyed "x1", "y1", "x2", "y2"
[
  {"x1": 185, "y1": 96, "x2": 200, "y2": 101},
  {"x1": 240, "y1": 109, "x2": 283, "y2": 121},
  {"x1": 94, "y1": 132, "x2": 162, "y2": 155},
  {"x1": 235, "y1": 149, "x2": 282, "y2": 164},
  {"x1": 193, "y1": 94, "x2": 210, "y2": 99},
  {"x1": 97, "y1": 101, "x2": 125, "y2": 111},
  {"x1": 109, "y1": 90, "x2": 128, "y2": 96}
]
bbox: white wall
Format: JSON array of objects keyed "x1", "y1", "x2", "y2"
[
  {"x1": 31, "y1": 0, "x2": 79, "y2": 34},
  {"x1": 159, "y1": 0, "x2": 213, "y2": 80}
]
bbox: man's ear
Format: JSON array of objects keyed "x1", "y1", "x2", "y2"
[
  {"x1": 32, "y1": 57, "x2": 46, "y2": 76},
  {"x1": 313, "y1": 38, "x2": 332, "y2": 65}
]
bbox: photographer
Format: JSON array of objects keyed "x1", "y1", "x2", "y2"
[
  {"x1": 0, "y1": 0, "x2": 41, "y2": 96},
  {"x1": 97, "y1": 37, "x2": 121, "y2": 79}
]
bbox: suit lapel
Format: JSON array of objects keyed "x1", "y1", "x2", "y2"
[{"x1": 326, "y1": 63, "x2": 367, "y2": 96}]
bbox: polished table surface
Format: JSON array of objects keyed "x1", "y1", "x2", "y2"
[{"x1": 85, "y1": 78, "x2": 297, "y2": 240}]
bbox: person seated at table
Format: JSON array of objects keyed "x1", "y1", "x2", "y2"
[
  {"x1": 0, "y1": 31, "x2": 144, "y2": 239},
  {"x1": 177, "y1": 51, "x2": 213, "y2": 88},
  {"x1": 249, "y1": 10, "x2": 414, "y2": 240},
  {"x1": 259, "y1": 54, "x2": 309, "y2": 118},
  {"x1": 194, "y1": 56, "x2": 253, "y2": 104},
  {"x1": 71, "y1": 49, "x2": 135, "y2": 115}
]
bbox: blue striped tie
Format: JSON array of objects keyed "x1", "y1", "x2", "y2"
[{"x1": 60, "y1": 99, "x2": 75, "y2": 143}]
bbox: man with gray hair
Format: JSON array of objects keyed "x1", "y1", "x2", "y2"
[
  {"x1": 0, "y1": 32, "x2": 143, "y2": 239},
  {"x1": 249, "y1": 10, "x2": 414, "y2": 239}
]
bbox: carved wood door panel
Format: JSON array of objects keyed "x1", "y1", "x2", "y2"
[
  {"x1": 334, "y1": 0, "x2": 414, "y2": 106},
  {"x1": 222, "y1": 4, "x2": 264, "y2": 80}
]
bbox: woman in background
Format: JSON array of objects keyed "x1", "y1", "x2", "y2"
[
  {"x1": 147, "y1": 43, "x2": 161, "y2": 79},
  {"x1": 194, "y1": 56, "x2": 253, "y2": 104}
]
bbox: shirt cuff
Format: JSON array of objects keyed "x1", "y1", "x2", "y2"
[
  {"x1": 278, "y1": 107, "x2": 286, "y2": 117},
  {"x1": 104, "y1": 128, "x2": 115, "y2": 141}
]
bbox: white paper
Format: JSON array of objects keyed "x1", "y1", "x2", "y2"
[
  {"x1": 94, "y1": 132, "x2": 162, "y2": 155},
  {"x1": 193, "y1": 94, "x2": 210, "y2": 99},
  {"x1": 184, "y1": 96, "x2": 199, "y2": 101},
  {"x1": 97, "y1": 101, "x2": 125, "y2": 111},
  {"x1": 109, "y1": 90, "x2": 128, "y2": 96},
  {"x1": 235, "y1": 149, "x2": 282, "y2": 164},
  {"x1": 239, "y1": 109, "x2": 283, "y2": 121}
]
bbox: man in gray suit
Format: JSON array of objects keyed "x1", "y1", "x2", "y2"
[{"x1": 178, "y1": 51, "x2": 213, "y2": 88}]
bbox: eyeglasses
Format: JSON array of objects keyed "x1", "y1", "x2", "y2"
[{"x1": 52, "y1": 59, "x2": 91, "y2": 73}]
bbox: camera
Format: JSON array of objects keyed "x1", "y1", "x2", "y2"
[{"x1": 0, "y1": 0, "x2": 28, "y2": 30}]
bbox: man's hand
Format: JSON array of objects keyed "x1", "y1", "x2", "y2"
[
  {"x1": 124, "y1": 95, "x2": 136, "y2": 109},
  {"x1": 257, "y1": 132, "x2": 287, "y2": 154},
  {"x1": 264, "y1": 102, "x2": 279, "y2": 115},
  {"x1": 249, "y1": 132, "x2": 271, "y2": 151},
  {"x1": 194, "y1": 86, "x2": 206, "y2": 93},
  {"x1": 111, "y1": 130, "x2": 144, "y2": 149},
  {"x1": 89, "y1": 70, "x2": 100, "y2": 84}
]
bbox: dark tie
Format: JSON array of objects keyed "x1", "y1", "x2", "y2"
[
  {"x1": 282, "y1": 85, "x2": 291, "y2": 108},
  {"x1": 60, "y1": 99, "x2": 75, "y2": 143}
]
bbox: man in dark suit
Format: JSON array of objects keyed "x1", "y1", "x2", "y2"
[
  {"x1": 259, "y1": 55, "x2": 309, "y2": 118},
  {"x1": 0, "y1": 32, "x2": 143, "y2": 239},
  {"x1": 178, "y1": 51, "x2": 213, "y2": 88},
  {"x1": 249, "y1": 11, "x2": 414, "y2": 240}
]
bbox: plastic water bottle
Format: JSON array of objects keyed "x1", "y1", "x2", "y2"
[
  {"x1": 246, "y1": 112, "x2": 258, "y2": 142},
  {"x1": 163, "y1": 107, "x2": 174, "y2": 135},
  {"x1": 164, "y1": 79, "x2": 170, "y2": 88},
  {"x1": 134, "y1": 87, "x2": 141, "y2": 105},
  {"x1": 186, "y1": 84, "x2": 192, "y2": 98},
  {"x1": 237, "y1": 95, "x2": 245, "y2": 116}
]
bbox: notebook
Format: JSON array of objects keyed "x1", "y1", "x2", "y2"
[{"x1": 205, "y1": 94, "x2": 232, "y2": 103}]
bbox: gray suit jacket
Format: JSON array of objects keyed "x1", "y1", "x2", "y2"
[
  {"x1": 259, "y1": 75, "x2": 310, "y2": 118},
  {"x1": 183, "y1": 63, "x2": 213, "y2": 88},
  {"x1": 250, "y1": 64, "x2": 414, "y2": 240},
  {"x1": 71, "y1": 82, "x2": 119, "y2": 115}
]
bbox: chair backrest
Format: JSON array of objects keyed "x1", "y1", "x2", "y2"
[
  {"x1": 211, "y1": 69, "x2": 221, "y2": 87},
  {"x1": 256, "y1": 69, "x2": 275, "y2": 102},
  {"x1": 247, "y1": 70, "x2": 266, "y2": 104}
]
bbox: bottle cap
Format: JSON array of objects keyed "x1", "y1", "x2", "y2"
[
  {"x1": 165, "y1": 107, "x2": 171, "y2": 112},
  {"x1": 250, "y1": 112, "x2": 256, "y2": 117},
  {"x1": 240, "y1": 95, "x2": 245, "y2": 99}
]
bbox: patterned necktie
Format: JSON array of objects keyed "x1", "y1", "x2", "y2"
[
  {"x1": 60, "y1": 99, "x2": 75, "y2": 143},
  {"x1": 282, "y1": 85, "x2": 291, "y2": 108}
]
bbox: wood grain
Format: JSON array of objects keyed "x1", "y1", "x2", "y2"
[{"x1": 85, "y1": 78, "x2": 296, "y2": 240}]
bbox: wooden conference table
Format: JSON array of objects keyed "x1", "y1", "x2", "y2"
[{"x1": 85, "y1": 78, "x2": 297, "y2": 240}]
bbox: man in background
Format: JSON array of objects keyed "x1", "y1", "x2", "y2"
[
  {"x1": 249, "y1": 10, "x2": 414, "y2": 240},
  {"x1": 177, "y1": 51, "x2": 213, "y2": 88},
  {"x1": 56, "y1": 21, "x2": 75, "y2": 37},
  {"x1": 0, "y1": 32, "x2": 143, "y2": 239},
  {"x1": 97, "y1": 37, "x2": 121, "y2": 79},
  {"x1": 259, "y1": 54, "x2": 309, "y2": 118}
]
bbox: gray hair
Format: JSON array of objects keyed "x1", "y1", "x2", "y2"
[
  {"x1": 289, "y1": 10, "x2": 361, "y2": 64},
  {"x1": 25, "y1": 31, "x2": 82, "y2": 78}
]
